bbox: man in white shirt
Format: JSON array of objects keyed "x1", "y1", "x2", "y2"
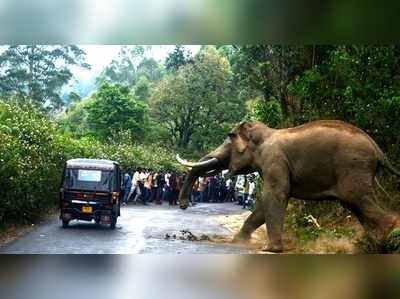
[
  {"x1": 132, "y1": 168, "x2": 142, "y2": 203},
  {"x1": 235, "y1": 175, "x2": 244, "y2": 191},
  {"x1": 234, "y1": 175, "x2": 245, "y2": 203},
  {"x1": 164, "y1": 172, "x2": 171, "y2": 187},
  {"x1": 248, "y1": 180, "x2": 255, "y2": 199},
  {"x1": 244, "y1": 176, "x2": 256, "y2": 209},
  {"x1": 164, "y1": 172, "x2": 171, "y2": 202}
]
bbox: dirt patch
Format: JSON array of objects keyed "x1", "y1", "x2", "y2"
[
  {"x1": 0, "y1": 224, "x2": 36, "y2": 248},
  {"x1": 163, "y1": 228, "x2": 261, "y2": 251},
  {"x1": 0, "y1": 209, "x2": 57, "y2": 248},
  {"x1": 215, "y1": 210, "x2": 363, "y2": 254},
  {"x1": 165, "y1": 230, "x2": 213, "y2": 241}
]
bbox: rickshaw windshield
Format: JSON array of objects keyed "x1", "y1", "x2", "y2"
[{"x1": 63, "y1": 168, "x2": 114, "y2": 192}]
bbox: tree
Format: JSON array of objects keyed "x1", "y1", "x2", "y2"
[
  {"x1": 97, "y1": 46, "x2": 146, "y2": 87},
  {"x1": 58, "y1": 97, "x2": 92, "y2": 137},
  {"x1": 136, "y1": 57, "x2": 164, "y2": 82},
  {"x1": 165, "y1": 45, "x2": 192, "y2": 73},
  {"x1": 0, "y1": 45, "x2": 89, "y2": 111},
  {"x1": 248, "y1": 96, "x2": 282, "y2": 128},
  {"x1": 288, "y1": 45, "x2": 400, "y2": 152},
  {"x1": 134, "y1": 76, "x2": 151, "y2": 102},
  {"x1": 151, "y1": 46, "x2": 243, "y2": 152},
  {"x1": 67, "y1": 91, "x2": 82, "y2": 104},
  {"x1": 86, "y1": 83, "x2": 148, "y2": 141},
  {"x1": 232, "y1": 45, "x2": 318, "y2": 120}
]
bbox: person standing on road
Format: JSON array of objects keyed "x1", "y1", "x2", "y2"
[
  {"x1": 156, "y1": 172, "x2": 165, "y2": 204},
  {"x1": 152, "y1": 172, "x2": 159, "y2": 203},
  {"x1": 235, "y1": 175, "x2": 244, "y2": 204},
  {"x1": 164, "y1": 171, "x2": 171, "y2": 203},
  {"x1": 245, "y1": 176, "x2": 256, "y2": 209},
  {"x1": 225, "y1": 177, "x2": 235, "y2": 202},
  {"x1": 137, "y1": 169, "x2": 148, "y2": 205},
  {"x1": 122, "y1": 173, "x2": 132, "y2": 205},
  {"x1": 144, "y1": 171, "x2": 153, "y2": 203},
  {"x1": 242, "y1": 176, "x2": 250, "y2": 209},
  {"x1": 191, "y1": 178, "x2": 199, "y2": 205},
  {"x1": 168, "y1": 173, "x2": 179, "y2": 206},
  {"x1": 197, "y1": 177, "x2": 208, "y2": 203},
  {"x1": 207, "y1": 176, "x2": 217, "y2": 202},
  {"x1": 132, "y1": 168, "x2": 142, "y2": 204},
  {"x1": 217, "y1": 175, "x2": 226, "y2": 202}
]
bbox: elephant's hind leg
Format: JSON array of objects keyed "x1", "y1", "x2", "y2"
[
  {"x1": 339, "y1": 174, "x2": 399, "y2": 237},
  {"x1": 341, "y1": 194, "x2": 398, "y2": 237},
  {"x1": 234, "y1": 201, "x2": 265, "y2": 241}
]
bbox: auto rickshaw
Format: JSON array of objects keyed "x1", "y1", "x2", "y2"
[{"x1": 59, "y1": 159, "x2": 122, "y2": 229}]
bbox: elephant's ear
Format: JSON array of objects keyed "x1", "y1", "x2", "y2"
[
  {"x1": 234, "y1": 122, "x2": 252, "y2": 153},
  {"x1": 236, "y1": 136, "x2": 248, "y2": 153}
]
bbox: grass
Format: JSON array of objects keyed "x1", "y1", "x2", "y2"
[
  {"x1": 357, "y1": 228, "x2": 400, "y2": 253},
  {"x1": 284, "y1": 207, "x2": 357, "y2": 253}
]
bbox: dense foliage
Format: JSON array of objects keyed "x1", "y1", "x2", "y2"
[
  {"x1": 288, "y1": 46, "x2": 400, "y2": 155},
  {"x1": 231, "y1": 46, "x2": 400, "y2": 153}
]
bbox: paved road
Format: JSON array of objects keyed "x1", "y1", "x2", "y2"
[{"x1": 0, "y1": 203, "x2": 251, "y2": 254}]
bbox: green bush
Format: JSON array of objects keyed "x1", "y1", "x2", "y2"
[
  {"x1": 357, "y1": 228, "x2": 400, "y2": 253},
  {"x1": 0, "y1": 100, "x2": 63, "y2": 224}
]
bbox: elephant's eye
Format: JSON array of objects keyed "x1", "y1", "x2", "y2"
[{"x1": 228, "y1": 132, "x2": 236, "y2": 138}]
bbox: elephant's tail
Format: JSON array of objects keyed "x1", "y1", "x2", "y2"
[
  {"x1": 379, "y1": 156, "x2": 400, "y2": 178},
  {"x1": 374, "y1": 177, "x2": 392, "y2": 201},
  {"x1": 371, "y1": 137, "x2": 400, "y2": 177}
]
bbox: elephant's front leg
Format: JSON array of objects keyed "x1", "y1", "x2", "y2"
[
  {"x1": 234, "y1": 201, "x2": 265, "y2": 241},
  {"x1": 262, "y1": 167, "x2": 289, "y2": 253}
]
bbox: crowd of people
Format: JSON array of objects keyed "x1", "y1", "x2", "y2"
[{"x1": 121, "y1": 168, "x2": 259, "y2": 209}]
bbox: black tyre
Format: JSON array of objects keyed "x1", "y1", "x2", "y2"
[
  {"x1": 111, "y1": 204, "x2": 118, "y2": 229},
  {"x1": 110, "y1": 215, "x2": 117, "y2": 230},
  {"x1": 62, "y1": 220, "x2": 69, "y2": 228}
]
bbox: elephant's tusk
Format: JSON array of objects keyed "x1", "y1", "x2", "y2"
[
  {"x1": 204, "y1": 169, "x2": 222, "y2": 177},
  {"x1": 176, "y1": 154, "x2": 219, "y2": 168}
]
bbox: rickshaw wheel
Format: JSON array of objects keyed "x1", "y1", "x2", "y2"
[
  {"x1": 110, "y1": 217, "x2": 117, "y2": 230},
  {"x1": 62, "y1": 220, "x2": 69, "y2": 228}
]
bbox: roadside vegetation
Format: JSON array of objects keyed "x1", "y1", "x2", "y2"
[{"x1": 0, "y1": 45, "x2": 400, "y2": 252}]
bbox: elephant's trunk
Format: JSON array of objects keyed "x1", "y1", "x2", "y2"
[
  {"x1": 179, "y1": 169, "x2": 200, "y2": 210},
  {"x1": 178, "y1": 154, "x2": 224, "y2": 209}
]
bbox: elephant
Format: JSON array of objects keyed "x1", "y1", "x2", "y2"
[{"x1": 177, "y1": 120, "x2": 400, "y2": 252}]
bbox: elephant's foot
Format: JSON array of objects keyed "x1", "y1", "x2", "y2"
[
  {"x1": 232, "y1": 231, "x2": 252, "y2": 243},
  {"x1": 262, "y1": 243, "x2": 283, "y2": 253}
]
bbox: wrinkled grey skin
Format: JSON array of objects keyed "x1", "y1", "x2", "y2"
[{"x1": 178, "y1": 120, "x2": 400, "y2": 252}]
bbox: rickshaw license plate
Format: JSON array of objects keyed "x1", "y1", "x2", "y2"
[{"x1": 82, "y1": 206, "x2": 92, "y2": 213}]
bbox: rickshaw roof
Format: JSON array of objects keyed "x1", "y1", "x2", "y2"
[{"x1": 66, "y1": 159, "x2": 119, "y2": 171}]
